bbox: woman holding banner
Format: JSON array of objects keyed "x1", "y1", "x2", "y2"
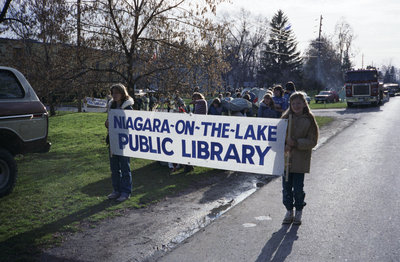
[
  {"x1": 105, "y1": 83, "x2": 134, "y2": 202},
  {"x1": 281, "y1": 92, "x2": 319, "y2": 225}
]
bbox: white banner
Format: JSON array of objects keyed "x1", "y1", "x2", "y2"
[
  {"x1": 108, "y1": 110, "x2": 288, "y2": 175},
  {"x1": 86, "y1": 97, "x2": 107, "y2": 107}
]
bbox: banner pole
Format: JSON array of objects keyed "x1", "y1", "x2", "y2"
[{"x1": 285, "y1": 114, "x2": 292, "y2": 182}]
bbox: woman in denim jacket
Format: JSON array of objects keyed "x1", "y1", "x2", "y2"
[{"x1": 105, "y1": 83, "x2": 134, "y2": 202}]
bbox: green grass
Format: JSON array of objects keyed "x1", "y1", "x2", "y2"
[
  {"x1": 315, "y1": 116, "x2": 333, "y2": 127},
  {"x1": 0, "y1": 111, "x2": 221, "y2": 261},
  {"x1": 0, "y1": 112, "x2": 333, "y2": 261},
  {"x1": 309, "y1": 100, "x2": 347, "y2": 109}
]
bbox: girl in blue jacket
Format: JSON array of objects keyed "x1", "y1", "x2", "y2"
[{"x1": 258, "y1": 93, "x2": 279, "y2": 118}]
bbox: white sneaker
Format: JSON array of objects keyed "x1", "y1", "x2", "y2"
[
  {"x1": 282, "y1": 210, "x2": 294, "y2": 224},
  {"x1": 293, "y1": 210, "x2": 302, "y2": 225},
  {"x1": 107, "y1": 191, "x2": 120, "y2": 199}
]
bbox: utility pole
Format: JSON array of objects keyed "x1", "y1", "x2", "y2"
[
  {"x1": 318, "y1": 15, "x2": 323, "y2": 46},
  {"x1": 317, "y1": 15, "x2": 323, "y2": 90},
  {"x1": 77, "y1": 0, "x2": 83, "y2": 112},
  {"x1": 77, "y1": 0, "x2": 81, "y2": 48},
  {"x1": 362, "y1": 54, "x2": 364, "y2": 69}
]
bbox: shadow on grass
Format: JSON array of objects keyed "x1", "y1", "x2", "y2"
[
  {"x1": 81, "y1": 161, "x2": 170, "y2": 199},
  {"x1": 81, "y1": 160, "x2": 239, "y2": 206},
  {"x1": 132, "y1": 162, "x2": 226, "y2": 205},
  {"x1": 0, "y1": 199, "x2": 117, "y2": 262},
  {"x1": 128, "y1": 162, "x2": 276, "y2": 207},
  {"x1": 81, "y1": 160, "x2": 234, "y2": 200},
  {"x1": 81, "y1": 177, "x2": 111, "y2": 197}
]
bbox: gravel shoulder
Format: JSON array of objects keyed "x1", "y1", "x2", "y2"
[{"x1": 42, "y1": 112, "x2": 355, "y2": 262}]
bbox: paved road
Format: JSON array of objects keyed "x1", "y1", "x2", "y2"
[{"x1": 159, "y1": 98, "x2": 400, "y2": 262}]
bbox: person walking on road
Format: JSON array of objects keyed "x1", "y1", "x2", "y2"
[
  {"x1": 105, "y1": 83, "x2": 134, "y2": 202},
  {"x1": 281, "y1": 92, "x2": 319, "y2": 225}
]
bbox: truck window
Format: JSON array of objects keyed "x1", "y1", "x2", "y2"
[
  {"x1": 0, "y1": 69, "x2": 25, "y2": 99},
  {"x1": 345, "y1": 71, "x2": 378, "y2": 82}
]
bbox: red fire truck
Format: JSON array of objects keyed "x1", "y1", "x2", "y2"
[{"x1": 345, "y1": 68, "x2": 384, "y2": 107}]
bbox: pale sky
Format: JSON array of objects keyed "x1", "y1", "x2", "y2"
[{"x1": 216, "y1": 0, "x2": 400, "y2": 69}]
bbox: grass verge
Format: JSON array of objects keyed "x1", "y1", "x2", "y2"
[
  {"x1": 309, "y1": 100, "x2": 347, "y2": 109},
  {"x1": 0, "y1": 112, "x2": 332, "y2": 261}
]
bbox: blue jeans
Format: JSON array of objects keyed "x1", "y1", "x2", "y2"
[
  {"x1": 109, "y1": 154, "x2": 132, "y2": 196},
  {"x1": 282, "y1": 173, "x2": 306, "y2": 211}
]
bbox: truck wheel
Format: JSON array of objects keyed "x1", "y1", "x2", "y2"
[
  {"x1": 347, "y1": 102, "x2": 353, "y2": 108},
  {"x1": 0, "y1": 149, "x2": 17, "y2": 197}
]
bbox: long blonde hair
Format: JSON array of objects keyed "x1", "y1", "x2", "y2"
[
  {"x1": 262, "y1": 92, "x2": 275, "y2": 108},
  {"x1": 192, "y1": 92, "x2": 205, "y2": 100},
  {"x1": 282, "y1": 92, "x2": 318, "y2": 138},
  {"x1": 281, "y1": 92, "x2": 312, "y2": 119}
]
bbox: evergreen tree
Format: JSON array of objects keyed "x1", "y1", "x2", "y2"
[
  {"x1": 384, "y1": 70, "x2": 391, "y2": 83},
  {"x1": 390, "y1": 66, "x2": 397, "y2": 82},
  {"x1": 384, "y1": 66, "x2": 397, "y2": 83},
  {"x1": 341, "y1": 50, "x2": 353, "y2": 73},
  {"x1": 257, "y1": 10, "x2": 302, "y2": 87}
]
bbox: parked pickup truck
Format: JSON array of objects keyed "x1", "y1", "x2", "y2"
[
  {"x1": 314, "y1": 90, "x2": 339, "y2": 103},
  {"x1": 0, "y1": 66, "x2": 51, "y2": 197}
]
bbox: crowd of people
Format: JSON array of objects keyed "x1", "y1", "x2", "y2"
[
  {"x1": 131, "y1": 81, "x2": 298, "y2": 118},
  {"x1": 104, "y1": 81, "x2": 319, "y2": 226}
]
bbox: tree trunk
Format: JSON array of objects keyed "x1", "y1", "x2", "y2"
[
  {"x1": 77, "y1": 98, "x2": 82, "y2": 112},
  {"x1": 49, "y1": 104, "x2": 56, "y2": 116}
]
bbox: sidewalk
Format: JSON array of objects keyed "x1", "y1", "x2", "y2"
[{"x1": 42, "y1": 116, "x2": 355, "y2": 262}]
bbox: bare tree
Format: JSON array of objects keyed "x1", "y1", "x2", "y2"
[
  {"x1": 4, "y1": 0, "x2": 75, "y2": 115},
  {"x1": 222, "y1": 9, "x2": 268, "y2": 89},
  {"x1": 2, "y1": 0, "x2": 229, "y2": 112},
  {"x1": 334, "y1": 18, "x2": 355, "y2": 71},
  {"x1": 0, "y1": 0, "x2": 27, "y2": 26},
  {"x1": 0, "y1": 0, "x2": 11, "y2": 23},
  {"x1": 78, "y1": 0, "x2": 228, "y2": 94}
]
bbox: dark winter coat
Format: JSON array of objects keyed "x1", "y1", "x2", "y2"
[{"x1": 257, "y1": 102, "x2": 278, "y2": 118}]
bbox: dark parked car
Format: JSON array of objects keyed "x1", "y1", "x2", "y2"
[
  {"x1": 384, "y1": 83, "x2": 399, "y2": 97},
  {"x1": 0, "y1": 66, "x2": 51, "y2": 197},
  {"x1": 314, "y1": 91, "x2": 339, "y2": 103}
]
